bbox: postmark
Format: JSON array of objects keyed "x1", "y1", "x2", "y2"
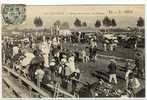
[{"x1": 2, "y1": 4, "x2": 26, "y2": 25}]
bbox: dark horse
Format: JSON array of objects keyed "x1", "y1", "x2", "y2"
[{"x1": 28, "y1": 50, "x2": 44, "y2": 83}]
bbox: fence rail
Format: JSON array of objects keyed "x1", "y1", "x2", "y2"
[
  {"x1": 3, "y1": 77, "x2": 28, "y2": 97},
  {"x1": 3, "y1": 66, "x2": 49, "y2": 97},
  {"x1": 3, "y1": 65, "x2": 75, "y2": 98}
]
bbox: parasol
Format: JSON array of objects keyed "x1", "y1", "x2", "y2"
[{"x1": 21, "y1": 52, "x2": 35, "y2": 66}]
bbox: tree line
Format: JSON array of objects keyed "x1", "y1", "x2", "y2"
[{"x1": 33, "y1": 16, "x2": 144, "y2": 30}]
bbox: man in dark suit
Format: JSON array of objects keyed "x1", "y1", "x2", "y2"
[{"x1": 108, "y1": 59, "x2": 117, "y2": 84}]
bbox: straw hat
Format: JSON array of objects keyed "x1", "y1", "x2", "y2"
[
  {"x1": 110, "y1": 59, "x2": 116, "y2": 63},
  {"x1": 62, "y1": 55, "x2": 67, "y2": 58},
  {"x1": 126, "y1": 59, "x2": 131, "y2": 61},
  {"x1": 51, "y1": 59, "x2": 55, "y2": 62},
  {"x1": 105, "y1": 40, "x2": 109, "y2": 43},
  {"x1": 75, "y1": 68, "x2": 80, "y2": 73}
]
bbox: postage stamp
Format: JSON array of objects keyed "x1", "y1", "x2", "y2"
[{"x1": 2, "y1": 4, "x2": 26, "y2": 25}]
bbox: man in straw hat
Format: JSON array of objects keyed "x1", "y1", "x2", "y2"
[{"x1": 107, "y1": 59, "x2": 117, "y2": 84}]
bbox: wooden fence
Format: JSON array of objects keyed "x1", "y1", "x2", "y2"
[{"x1": 3, "y1": 66, "x2": 75, "y2": 98}]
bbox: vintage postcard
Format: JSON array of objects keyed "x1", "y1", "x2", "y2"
[{"x1": 1, "y1": 4, "x2": 145, "y2": 98}]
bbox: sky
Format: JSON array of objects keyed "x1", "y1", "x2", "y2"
[{"x1": 3, "y1": 5, "x2": 145, "y2": 29}]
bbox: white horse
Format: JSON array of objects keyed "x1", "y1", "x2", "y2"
[{"x1": 21, "y1": 52, "x2": 35, "y2": 77}]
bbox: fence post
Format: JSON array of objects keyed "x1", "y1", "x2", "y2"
[
  {"x1": 9, "y1": 86, "x2": 14, "y2": 95},
  {"x1": 18, "y1": 78, "x2": 22, "y2": 86},
  {"x1": 29, "y1": 86, "x2": 32, "y2": 96},
  {"x1": 53, "y1": 82, "x2": 60, "y2": 98},
  {"x1": 7, "y1": 69, "x2": 10, "y2": 76},
  {"x1": 18, "y1": 70, "x2": 22, "y2": 85},
  {"x1": 36, "y1": 77, "x2": 40, "y2": 88}
]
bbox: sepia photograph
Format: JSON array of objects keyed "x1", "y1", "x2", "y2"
[{"x1": 1, "y1": 4, "x2": 145, "y2": 98}]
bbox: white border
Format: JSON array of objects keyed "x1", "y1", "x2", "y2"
[
  {"x1": 0, "y1": 0, "x2": 147, "y2": 5},
  {"x1": 0, "y1": 0, "x2": 147, "y2": 99},
  {"x1": 0, "y1": 3, "x2": 2, "y2": 98}
]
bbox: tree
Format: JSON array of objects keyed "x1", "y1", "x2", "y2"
[
  {"x1": 61, "y1": 22, "x2": 70, "y2": 29},
  {"x1": 137, "y1": 17, "x2": 144, "y2": 32},
  {"x1": 34, "y1": 17, "x2": 43, "y2": 27},
  {"x1": 111, "y1": 19, "x2": 117, "y2": 27},
  {"x1": 95, "y1": 20, "x2": 101, "y2": 28},
  {"x1": 102, "y1": 16, "x2": 111, "y2": 32},
  {"x1": 74, "y1": 18, "x2": 81, "y2": 27},
  {"x1": 54, "y1": 20, "x2": 61, "y2": 27},
  {"x1": 53, "y1": 20, "x2": 61, "y2": 36},
  {"x1": 82, "y1": 22, "x2": 87, "y2": 27}
]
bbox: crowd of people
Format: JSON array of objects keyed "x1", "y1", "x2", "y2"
[
  {"x1": 2, "y1": 35, "x2": 82, "y2": 94},
  {"x1": 2, "y1": 32, "x2": 144, "y2": 97}
]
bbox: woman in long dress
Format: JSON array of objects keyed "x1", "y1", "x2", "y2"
[
  {"x1": 41, "y1": 41, "x2": 50, "y2": 68},
  {"x1": 68, "y1": 55, "x2": 76, "y2": 73}
]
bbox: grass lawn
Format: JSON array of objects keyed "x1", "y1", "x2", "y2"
[
  {"x1": 62, "y1": 42, "x2": 144, "y2": 59},
  {"x1": 61, "y1": 42, "x2": 145, "y2": 93}
]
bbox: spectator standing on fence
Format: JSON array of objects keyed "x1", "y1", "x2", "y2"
[
  {"x1": 54, "y1": 48, "x2": 60, "y2": 64},
  {"x1": 107, "y1": 59, "x2": 117, "y2": 84},
  {"x1": 71, "y1": 68, "x2": 80, "y2": 94},
  {"x1": 41, "y1": 37, "x2": 50, "y2": 68},
  {"x1": 49, "y1": 58, "x2": 56, "y2": 84},
  {"x1": 61, "y1": 55, "x2": 67, "y2": 65},
  {"x1": 35, "y1": 65, "x2": 45, "y2": 88},
  {"x1": 13, "y1": 44, "x2": 19, "y2": 56},
  {"x1": 125, "y1": 60, "x2": 134, "y2": 90},
  {"x1": 14, "y1": 60, "x2": 22, "y2": 74},
  {"x1": 59, "y1": 48, "x2": 66, "y2": 61},
  {"x1": 48, "y1": 39, "x2": 52, "y2": 58},
  {"x1": 61, "y1": 62, "x2": 71, "y2": 90},
  {"x1": 68, "y1": 54, "x2": 76, "y2": 73},
  {"x1": 12, "y1": 45, "x2": 22, "y2": 69}
]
